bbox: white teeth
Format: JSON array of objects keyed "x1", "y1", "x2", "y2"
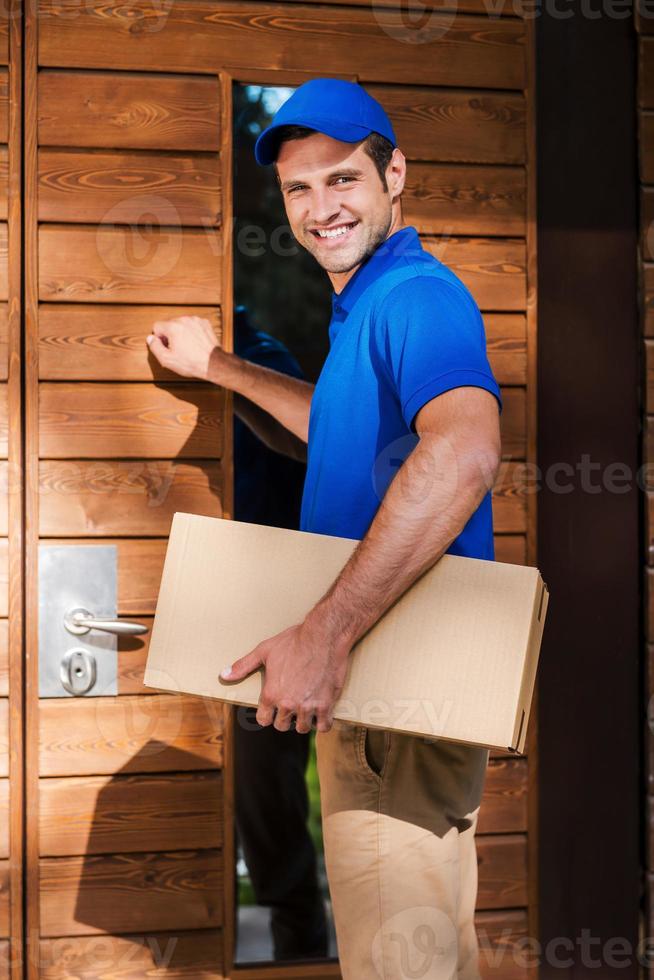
[{"x1": 316, "y1": 224, "x2": 354, "y2": 239}]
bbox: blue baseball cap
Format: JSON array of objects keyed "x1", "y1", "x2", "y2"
[{"x1": 254, "y1": 78, "x2": 397, "y2": 167}]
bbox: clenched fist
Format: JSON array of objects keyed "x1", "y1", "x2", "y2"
[{"x1": 146, "y1": 315, "x2": 221, "y2": 380}]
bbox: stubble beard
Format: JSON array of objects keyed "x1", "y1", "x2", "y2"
[{"x1": 300, "y1": 210, "x2": 393, "y2": 275}]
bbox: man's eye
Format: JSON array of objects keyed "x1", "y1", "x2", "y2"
[
  {"x1": 288, "y1": 185, "x2": 306, "y2": 194},
  {"x1": 334, "y1": 176, "x2": 353, "y2": 185}
]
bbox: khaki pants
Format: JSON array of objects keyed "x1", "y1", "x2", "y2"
[{"x1": 315, "y1": 721, "x2": 489, "y2": 980}]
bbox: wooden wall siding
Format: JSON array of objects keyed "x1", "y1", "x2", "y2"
[
  {"x1": 25, "y1": 48, "x2": 230, "y2": 979},
  {"x1": 38, "y1": 932, "x2": 224, "y2": 980},
  {"x1": 0, "y1": 35, "x2": 13, "y2": 970},
  {"x1": 640, "y1": 28, "x2": 654, "y2": 972},
  {"x1": 24, "y1": 8, "x2": 536, "y2": 979},
  {"x1": 37, "y1": 2, "x2": 526, "y2": 90},
  {"x1": 38, "y1": 306, "x2": 222, "y2": 380}
]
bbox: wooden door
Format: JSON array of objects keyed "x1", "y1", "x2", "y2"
[
  {"x1": 19, "y1": 2, "x2": 537, "y2": 978},
  {"x1": 23, "y1": 14, "x2": 234, "y2": 978},
  {"x1": 0, "y1": 3, "x2": 22, "y2": 979}
]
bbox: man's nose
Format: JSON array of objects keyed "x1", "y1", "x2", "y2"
[{"x1": 309, "y1": 187, "x2": 341, "y2": 226}]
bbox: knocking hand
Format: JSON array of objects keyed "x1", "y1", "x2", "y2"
[
  {"x1": 220, "y1": 620, "x2": 350, "y2": 734},
  {"x1": 146, "y1": 315, "x2": 220, "y2": 380}
]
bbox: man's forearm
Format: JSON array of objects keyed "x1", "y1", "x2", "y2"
[
  {"x1": 234, "y1": 393, "x2": 307, "y2": 461},
  {"x1": 305, "y1": 432, "x2": 500, "y2": 651},
  {"x1": 209, "y1": 347, "x2": 314, "y2": 442}
]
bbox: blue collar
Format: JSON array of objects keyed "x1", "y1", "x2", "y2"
[{"x1": 330, "y1": 225, "x2": 424, "y2": 323}]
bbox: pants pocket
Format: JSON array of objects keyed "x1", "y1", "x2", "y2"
[{"x1": 356, "y1": 725, "x2": 389, "y2": 780}]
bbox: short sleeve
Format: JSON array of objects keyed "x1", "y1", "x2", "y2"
[{"x1": 373, "y1": 276, "x2": 502, "y2": 432}]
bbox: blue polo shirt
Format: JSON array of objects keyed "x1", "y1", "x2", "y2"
[{"x1": 299, "y1": 225, "x2": 502, "y2": 559}]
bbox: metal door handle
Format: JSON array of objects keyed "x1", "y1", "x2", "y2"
[{"x1": 64, "y1": 606, "x2": 149, "y2": 637}]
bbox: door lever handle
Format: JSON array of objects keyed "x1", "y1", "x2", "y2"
[{"x1": 64, "y1": 606, "x2": 149, "y2": 637}]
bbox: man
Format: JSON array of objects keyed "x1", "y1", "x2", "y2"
[
  {"x1": 231, "y1": 305, "x2": 328, "y2": 961},
  {"x1": 147, "y1": 78, "x2": 502, "y2": 979}
]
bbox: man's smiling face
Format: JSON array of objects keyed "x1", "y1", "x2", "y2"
[{"x1": 276, "y1": 132, "x2": 405, "y2": 286}]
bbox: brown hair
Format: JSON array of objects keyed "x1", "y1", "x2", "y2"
[{"x1": 272, "y1": 125, "x2": 395, "y2": 190}]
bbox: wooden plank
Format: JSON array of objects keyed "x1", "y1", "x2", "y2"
[
  {"x1": 38, "y1": 149, "x2": 221, "y2": 227},
  {"x1": 492, "y1": 461, "x2": 527, "y2": 534},
  {"x1": 0, "y1": 621, "x2": 7, "y2": 696},
  {"x1": 39, "y1": 225, "x2": 221, "y2": 305},
  {"x1": 39, "y1": 772, "x2": 223, "y2": 856},
  {"x1": 649, "y1": 567, "x2": 654, "y2": 643},
  {"x1": 284, "y1": 0, "x2": 516, "y2": 13},
  {"x1": 0, "y1": 782, "x2": 8, "y2": 858},
  {"x1": 39, "y1": 850, "x2": 223, "y2": 937},
  {"x1": 404, "y1": 164, "x2": 525, "y2": 237},
  {"x1": 647, "y1": 491, "x2": 654, "y2": 565},
  {"x1": 477, "y1": 757, "x2": 527, "y2": 834},
  {"x1": 0, "y1": 469, "x2": 9, "y2": 537},
  {"x1": 0, "y1": 701, "x2": 7, "y2": 778},
  {"x1": 38, "y1": 305, "x2": 222, "y2": 381},
  {"x1": 39, "y1": 932, "x2": 224, "y2": 979},
  {"x1": 500, "y1": 387, "x2": 526, "y2": 460},
  {"x1": 39, "y1": 460, "x2": 223, "y2": 537},
  {"x1": 0, "y1": 70, "x2": 8, "y2": 144},
  {"x1": 477, "y1": 909, "x2": 530, "y2": 980},
  {"x1": 45, "y1": 539, "x2": 168, "y2": 616},
  {"x1": 38, "y1": 1, "x2": 526, "y2": 90},
  {"x1": 0, "y1": 862, "x2": 8, "y2": 938},
  {"x1": 642, "y1": 187, "x2": 654, "y2": 261},
  {"x1": 493, "y1": 534, "x2": 526, "y2": 565},
  {"x1": 116, "y1": 617, "x2": 154, "y2": 694},
  {"x1": 0, "y1": 541, "x2": 8, "y2": 618},
  {"x1": 0, "y1": 20, "x2": 7, "y2": 68},
  {"x1": 39, "y1": 694, "x2": 223, "y2": 776},
  {"x1": 641, "y1": 111, "x2": 654, "y2": 183},
  {"x1": 642, "y1": 37, "x2": 654, "y2": 108},
  {"x1": 366, "y1": 86, "x2": 526, "y2": 165},
  {"x1": 0, "y1": 305, "x2": 8, "y2": 381},
  {"x1": 642, "y1": 262, "x2": 654, "y2": 335},
  {"x1": 39, "y1": 383, "x2": 224, "y2": 458},
  {"x1": 38, "y1": 70, "x2": 222, "y2": 151},
  {"x1": 0, "y1": 388, "x2": 8, "y2": 457},
  {"x1": 0, "y1": 148, "x2": 8, "y2": 222},
  {"x1": 476, "y1": 834, "x2": 527, "y2": 909},
  {"x1": 637, "y1": 1, "x2": 654, "y2": 34},
  {"x1": 486, "y1": 315, "x2": 527, "y2": 385},
  {"x1": 422, "y1": 238, "x2": 527, "y2": 312},
  {"x1": 0, "y1": 225, "x2": 8, "y2": 302}
]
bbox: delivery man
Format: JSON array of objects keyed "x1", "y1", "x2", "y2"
[{"x1": 146, "y1": 79, "x2": 502, "y2": 979}]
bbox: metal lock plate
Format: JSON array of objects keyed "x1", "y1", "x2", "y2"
[{"x1": 39, "y1": 545, "x2": 118, "y2": 698}]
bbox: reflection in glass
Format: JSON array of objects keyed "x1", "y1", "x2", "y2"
[{"x1": 231, "y1": 82, "x2": 336, "y2": 965}]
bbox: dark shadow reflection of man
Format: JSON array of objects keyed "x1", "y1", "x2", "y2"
[{"x1": 231, "y1": 305, "x2": 328, "y2": 962}]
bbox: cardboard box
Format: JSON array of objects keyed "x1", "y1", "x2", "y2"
[{"x1": 144, "y1": 513, "x2": 549, "y2": 753}]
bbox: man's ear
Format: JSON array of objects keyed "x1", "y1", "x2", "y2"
[{"x1": 387, "y1": 147, "x2": 406, "y2": 202}]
